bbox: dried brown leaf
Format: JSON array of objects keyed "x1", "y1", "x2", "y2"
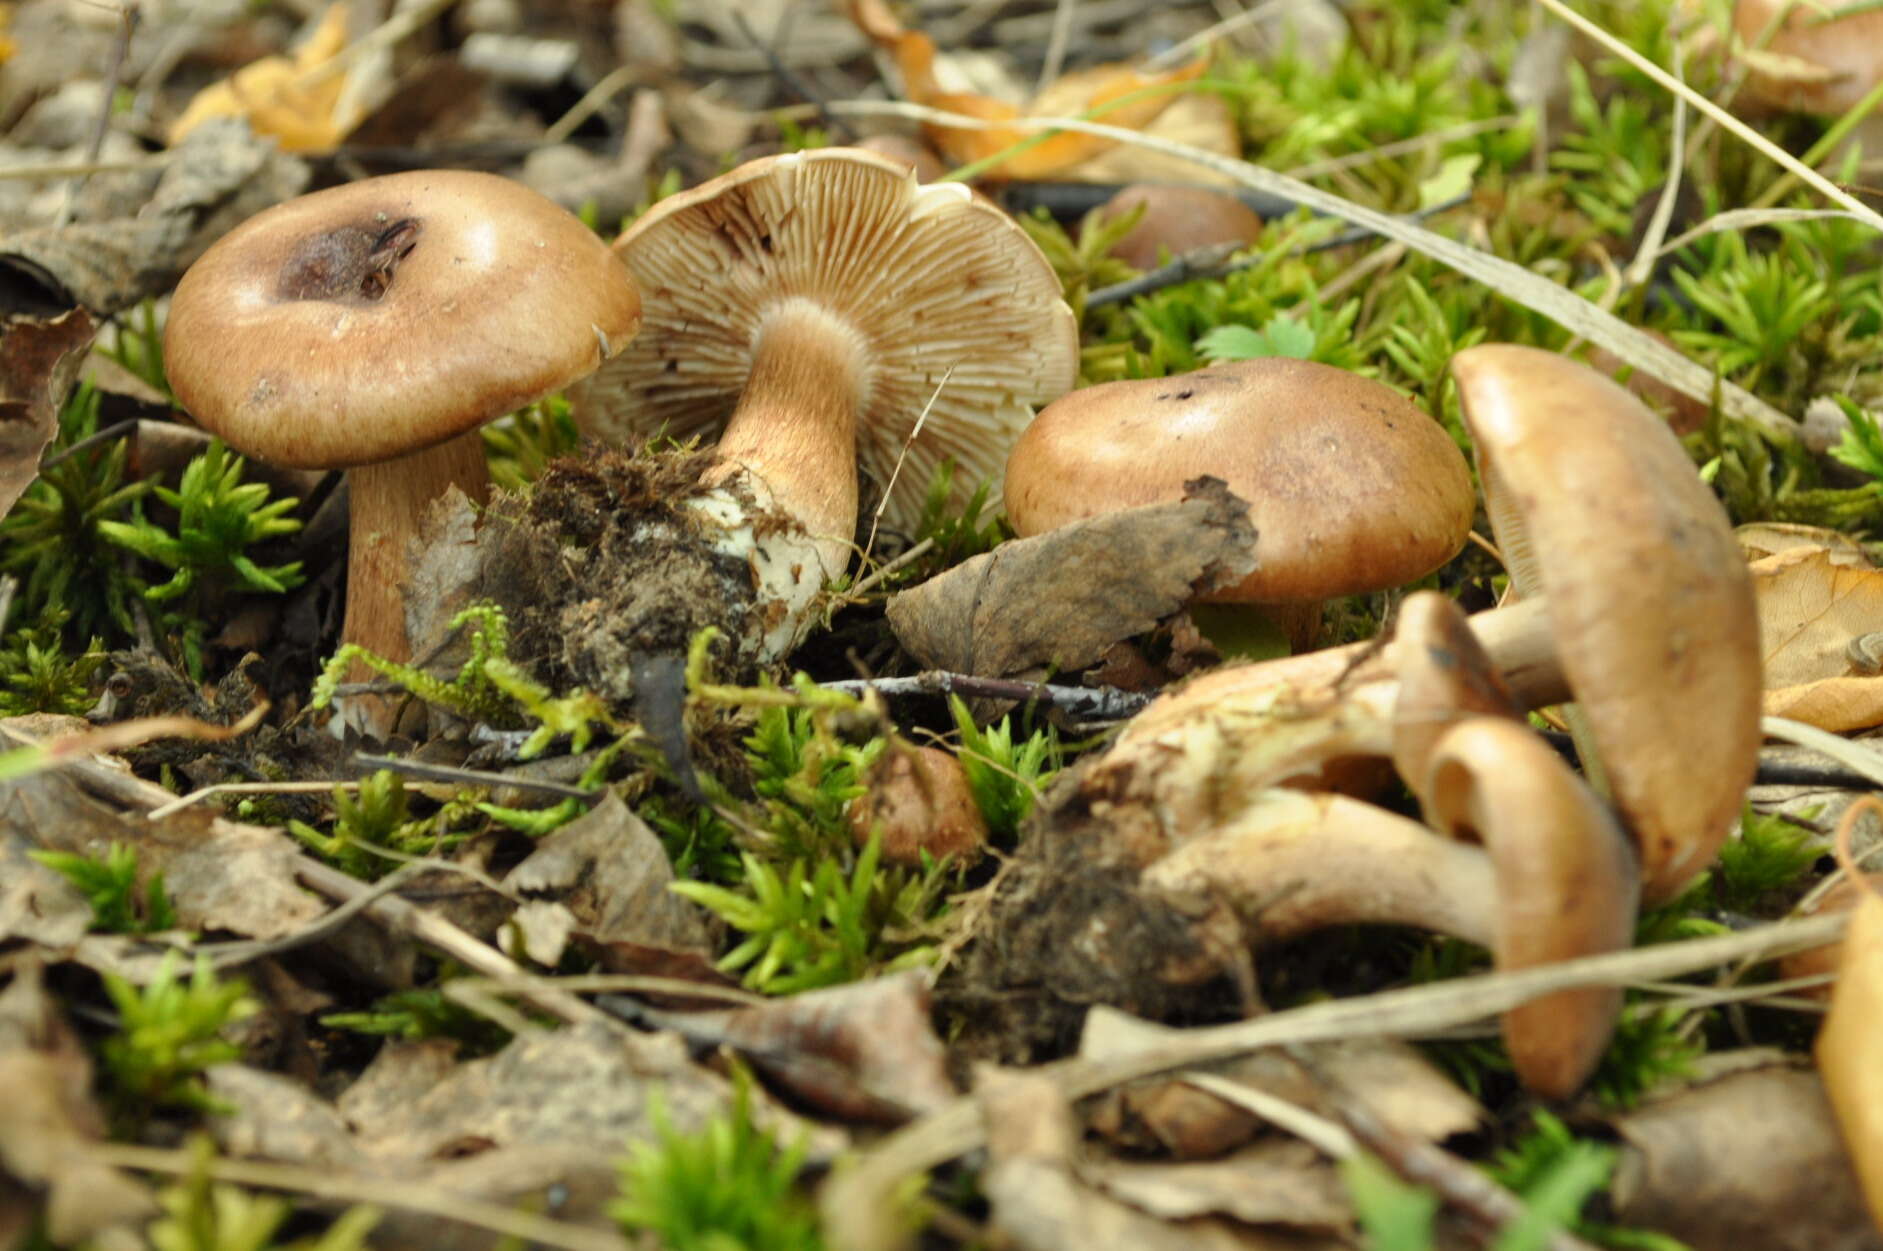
[
  {"x1": 1609, "y1": 1061, "x2": 1881, "y2": 1251},
  {"x1": 0, "y1": 307, "x2": 94, "y2": 522},
  {"x1": 504, "y1": 791, "x2": 714, "y2": 956},
  {"x1": 1751, "y1": 547, "x2": 1883, "y2": 730},
  {"x1": 886, "y1": 479, "x2": 1256, "y2": 677}
]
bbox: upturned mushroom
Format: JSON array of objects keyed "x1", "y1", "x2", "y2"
[
  {"x1": 1142, "y1": 717, "x2": 1639, "y2": 1097},
  {"x1": 1002, "y1": 357, "x2": 1475, "y2": 650},
  {"x1": 571, "y1": 147, "x2": 1079, "y2": 662},
  {"x1": 164, "y1": 170, "x2": 642, "y2": 729},
  {"x1": 1450, "y1": 344, "x2": 1762, "y2": 902}
]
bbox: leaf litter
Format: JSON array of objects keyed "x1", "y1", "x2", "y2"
[{"x1": 2, "y1": 1, "x2": 1883, "y2": 1248}]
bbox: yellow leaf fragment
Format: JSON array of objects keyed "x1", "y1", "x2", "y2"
[
  {"x1": 1816, "y1": 885, "x2": 1883, "y2": 1234},
  {"x1": 168, "y1": 4, "x2": 352, "y2": 152},
  {"x1": 1751, "y1": 545, "x2": 1883, "y2": 731},
  {"x1": 847, "y1": 0, "x2": 1208, "y2": 179}
]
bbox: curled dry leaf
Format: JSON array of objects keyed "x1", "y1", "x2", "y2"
[
  {"x1": 847, "y1": 0, "x2": 1210, "y2": 179},
  {"x1": 1609, "y1": 1061, "x2": 1881, "y2": 1251},
  {"x1": 168, "y1": 4, "x2": 356, "y2": 152},
  {"x1": 976, "y1": 1068, "x2": 1281, "y2": 1251},
  {"x1": 1751, "y1": 546, "x2": 1883, "y2": 731},
  {"x1": 885, "y1": 477, "x2": 1256, "y2": 678},
  {"x1": 0, "y1": 307, "x2": 93, "y2": 523}
]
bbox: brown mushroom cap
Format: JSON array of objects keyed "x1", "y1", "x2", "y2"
[
  {"x1": 1423, "y1": 716, "x2": 1641, "y2": 1098},
  {"x1": 1098, "y1": 184, "x2": 1265, "y2": 271},
  {"x1": 569, "y1": 147, "x2": 1079, "y2": 531},
  {"x1": 1004, "y1": 358, "x2": 1475, "y2": 603},
  {"x1": 166, "y1": 170, "x2": 642, "y2": 469},
  {"x1": 1733, "y1": 0, "x2": 1883, "y2": 116},
  {"x1": 1450, "y1": 344, "x2": 1762, "y2": 903}
]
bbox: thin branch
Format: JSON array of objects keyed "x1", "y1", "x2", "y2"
[{"x1": 820, "y1": 673, "x2": 1153, "y2": 719}]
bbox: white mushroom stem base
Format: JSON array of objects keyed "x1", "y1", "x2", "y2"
[
  {"x1": 336, "y1": 430, "x2": 491, "y2": 735},
  {"x1": 693, "y1": 298, "x2": 871, "y2": 662}
]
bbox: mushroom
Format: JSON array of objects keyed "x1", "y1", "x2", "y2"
[
  {"x1": 1449, "y1": 344, "x2": 1762, "y2": 903},
  {"x1": 1143, "y1": 717, "x2": 1639, "y2": 1098},
  {"x1": 849, "y1": 741, "x2": 989, "y2": 866},
  {"x1": 1002, "y1": 358, "x2": 1475, "y2": 651},
  {"x1": 1732, "y1": 0, "x2": 1883, "y2": 118},
  {"x1": 1096, "y1": 184, "x2": 1266, "y2": 271},
  {"x1": 570, "y1": 147, "x2": 1079, "y2": 661},
  {"x1": 1095, "y1": 347, "x2": 1758, "y2": 902},
  {"x1": 164, "y1": 170, "x2": 642, "y2": 723}
]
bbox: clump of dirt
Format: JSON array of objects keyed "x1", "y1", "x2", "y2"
[
  {"x1": 946, "y1": 766, "x2": 1241, "y2": 1064},
  {"x1": 468, "y1": 444, "x2": 775, "y2": 711}
]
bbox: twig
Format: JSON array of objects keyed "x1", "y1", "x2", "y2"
[
  {"x1": 848, "y1": 537, "x2": 934, "y2": 600},
  {"x1": 94, "y1": 1144, "x2": 625, "y2": 1251},
  {"x1": 813, "y1": 98, "x2": 1801, "y2": 439},
  {"x1": 730, "y1": 7, "x2": 846, "y2": 141},
  {"x1": 1085, "y1": 196, "x2": 1471, "y2": 308},
  {"x1": 543, "y1": 64, "x2": 636, "y2": 145},
  {"x1": 1288, "y1": 1045, "x2": 1601, "y2": 1251},
  {"x1": 1035, "y1": 0, "x2": 1076, "y2": 95},
  {"x1": 145, "y1": 780, "x2": 361, "y2": 821},
  {"x1": 57, "y1": 2, "x2": 138, "y2": 230},
  {"x1": 352, "y1": 751, "x2": 604, "y2": 804},
  {"x1": 821, "y1": 911, "x2": 1849, "y2": 1251},
  {"x1": 820, "y1": 673, "x2": 1153, "y2": 719}
]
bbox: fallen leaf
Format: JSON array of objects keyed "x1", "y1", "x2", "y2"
[
  {"x1": 0, "y1": 307, "x2": 93, "y2": 522},
  {"x1": 848, "y1": 0, "x2": 1210, "y2": 179},
  {"x1": 886, "y1": 478, "x2": 1256, "y2": 678},
  {"x1": 1608, "y1": 1060, "x2": 1881, "y2": 1251},
  {"x1": 504, "y1": 791, "x2": 715, "y2": 957},
  {"x1": 168, "y1": 5, "x2": 354, "y2": 152},
  {"x1": 1087, "y1": 1140, "x2": 1351, "y2": 1232},
  {"x1": 0, "y1": 119, "x2": 309, "y2": 316},
  {"x1": 0, "y1": 720, "x2": 326, "y2": 945},
  {"x1": 1750, "y1": 546, "x2": 1883, "y2": 730},
  {"x1": 1736, "y1": 522, "x2": 1872, "y2": 565},
  {"x1": 623, "y1": 970, "x2": 958, "y2": 1123}
]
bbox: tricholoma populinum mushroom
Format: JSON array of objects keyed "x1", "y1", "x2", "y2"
[
  {"x1": 1085, "y1": 346, "x2": 1760, "y2": 903},
  {"x1": 1003, "y1": 357, "x2": 1475, "y2": 650},
  {"x1": 571, "y1": 147, "x2": 1079, "y2": 663},
  {"x1": 164, "y1": 170, "x2": 642, "y2": 730}
]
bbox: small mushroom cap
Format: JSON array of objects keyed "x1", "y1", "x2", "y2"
[
  {"x1": 570, "y1": 148, "x2": 1079, "y2": 531},
  {"x1": 165, "y1": 170, "x2": 642, "y2": 470},
  {"x1": 1733, "y1": 0, "x2": 1883, "y2": 116},
  {"x1": 1004, "y1": 359, "x2": 1475, "y2": 603},
  {"x1": 1450, "y1": 344, "x2": 1762, "y2": 903},
  {"x1": 1424, "y1": 716, "x2": 1641, "y2": 1098},
  {"x1": 1098, "y1": 184, "x2": 1265, "y2": 271}
]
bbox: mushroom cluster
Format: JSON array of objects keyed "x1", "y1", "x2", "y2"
[{"x1": 985, "y1": 346, "x2": 1761, "y2": 1098}]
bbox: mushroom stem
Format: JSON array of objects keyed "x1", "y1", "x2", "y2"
[
  {"x1": 705, "y1": 297, "x2": 869, "y2": 579},
  {"x1": 1144, "y1": 789, "x2": 1498, "y2": 944},
  {"x1": 344, "y1": 430, "x2": 492, "y2": 666}
]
